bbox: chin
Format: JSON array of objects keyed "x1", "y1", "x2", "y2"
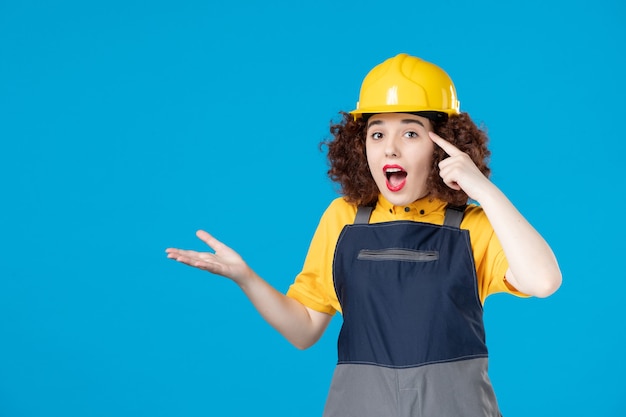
[{"x1": 383, "y1": 193, "x2": 417, "y2": 207}]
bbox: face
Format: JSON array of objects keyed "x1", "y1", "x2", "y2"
[{"x1": 365, "y1": 113, "x2": 434, "y2": 206}]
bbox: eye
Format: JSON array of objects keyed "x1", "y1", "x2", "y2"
[
  {"x1": 404, "y1": 131, "x2": 419, "y2": 139},
  {"x1": 370, "y1": 132, "x2": 383, "y2": 140}
]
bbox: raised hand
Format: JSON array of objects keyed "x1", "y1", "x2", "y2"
[
  {"x1": 429, "y1": 132, "x2": 561, "y2": 296},
  {"x1": 429, "y1": 131, "x2": 493, "y2": 202},
  {"x1": 166, "y1": 230, "x2": 252, "y2": 284},
  {"x1": 166, "y1": 230, "x2": 333, "y2": 348}
]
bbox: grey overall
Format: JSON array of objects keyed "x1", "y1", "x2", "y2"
[{"x1": 322, "y1": 205, "x2": 501, "y2": 417}]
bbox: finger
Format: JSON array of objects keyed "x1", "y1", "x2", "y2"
[
  {"x1": 167, "y1": 248, "x2": 202, "y2": 258},
  {"x1": 429, "y1": 132, "x2": 463, "y2": 156},
  {"x1": 442, "y1": 178, "x2": 462, "y2": 191},
  {"x1": 168, "y1": 252, "x2": 215, "y2": 269},
  {"x1": 439, "y1": 173, "x2": 462, "y2": 191},
  {"x1": 166, "y1": 248, "x2": 185, "y2": 259},
  {"x1": 166, "y1": 251, "x2": 195, "y2": 262},
  {"x1": 182, "y1": 255, "x2": 209, "y2": 266},
  {"x1": 437, "y1": 164, "x2": 463, "y2": 191},
  {"x1": 196, "y1": 230, "x2": 226, "y2": 251}
]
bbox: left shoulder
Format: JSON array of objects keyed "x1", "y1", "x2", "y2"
[{"x1": 460, "y1": 203, "x2": 493, "y2": 231}]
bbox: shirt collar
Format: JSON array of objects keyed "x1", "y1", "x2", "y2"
[{"x1": 375, "y1": 194, "x2": 447, "y2": 217}]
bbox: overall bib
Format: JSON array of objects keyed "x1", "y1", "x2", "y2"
[{"x1": 323, "y1": 206, "x2": 501, "y2": 417}]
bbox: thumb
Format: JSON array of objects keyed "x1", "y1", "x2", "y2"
[{"x1": 196, "y1": 230, "x2": 225, "y2": 251}]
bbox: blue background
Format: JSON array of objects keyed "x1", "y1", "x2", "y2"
[{"x1": 1, "y1": 0, "x2": 624, "y2": 416}]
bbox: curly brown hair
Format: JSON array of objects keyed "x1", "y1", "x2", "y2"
[{"x1": 322, "y1": 112, "x2": 491, "y2": 207}]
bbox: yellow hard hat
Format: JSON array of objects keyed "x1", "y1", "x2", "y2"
[{"x1": 350, "y1": 53, "x2": 460, "y2": 120}]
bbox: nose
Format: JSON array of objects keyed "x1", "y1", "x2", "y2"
[{"x1": 384, "y1": 136, "x2": 400, "y2": 158}]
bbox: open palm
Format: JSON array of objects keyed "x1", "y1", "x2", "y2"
[{"x1": 166, "y1": 230, "x2": 251, "y2": 284}]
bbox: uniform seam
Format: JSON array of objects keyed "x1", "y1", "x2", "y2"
[
  {"x1": 337, "y1": 353, "x2": 489, "y2": 369},
  {"x1": 461, "y1": 229, "x2": 484, "y2": 311}
]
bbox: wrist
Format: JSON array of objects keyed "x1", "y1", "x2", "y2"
[
  {"x1": 234, "y1": 265, "x2": 257, "y2": 289},
  {"x1": 471, "y1": 180, "x2": 503, "y2": 208}
]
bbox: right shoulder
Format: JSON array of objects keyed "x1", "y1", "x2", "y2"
[{"x1": 318, "y1": 197, "x2": 359, "y2": 229}]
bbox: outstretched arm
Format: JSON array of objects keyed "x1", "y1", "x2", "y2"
[
  {"x1": 166, "y1": 230, "x2": 333, "y2": 349},
  {"x1": 430, "y1": 132, "x2": 562, "y2": 297}
]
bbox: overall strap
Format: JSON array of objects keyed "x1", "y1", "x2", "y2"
[
  {"x1": 443, "y1": 204, "x2": 467, "y2": 229},
  {"x1": 354, "y1": 206, "x2": 374, "y2": 224}
]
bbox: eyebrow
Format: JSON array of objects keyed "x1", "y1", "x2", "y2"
[{"x1": 367, "y1": 118, "x2": 426, "y2": 129}]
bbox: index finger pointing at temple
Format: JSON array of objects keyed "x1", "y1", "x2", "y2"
[{"x1": 429, "y1": 132, "x2": 462, "y2": 156}]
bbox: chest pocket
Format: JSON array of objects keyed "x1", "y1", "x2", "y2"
[{"x1": 357, "y1": 248, "x2": 439, "y2": 262}]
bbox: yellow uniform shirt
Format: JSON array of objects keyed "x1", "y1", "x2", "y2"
[{"x1": 287, "y1": 195, "x2": 524, "y2": 315}]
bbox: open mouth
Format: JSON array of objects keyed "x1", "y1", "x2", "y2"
[{"x1": 384, "y1": 165, "x2": 407, "y2": 192}]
